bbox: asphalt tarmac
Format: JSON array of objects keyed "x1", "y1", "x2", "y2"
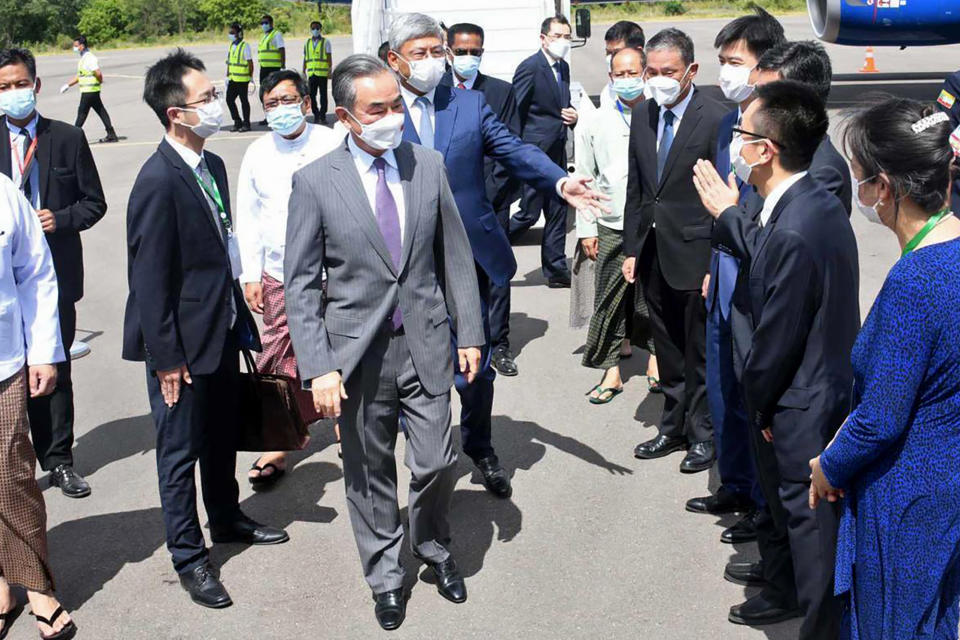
[{"x1": 5, "y1": 14, "x2": 951, "y2": 639}]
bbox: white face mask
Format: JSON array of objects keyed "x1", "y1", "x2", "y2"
[
  {"x1": 546, "y1": 37, "x2": 571, "y2": 60},
  {"x1": 854, "y1": 175, "x2": 884, "y2": 224},
  {"x1": 731, "y1": 138, "x2": 766, "y2": 184},
  {"x1": 719, "y1": 63, "x2": 755, "y2": 103},
  {"x1": 348, "y1": 111, "x2": 405, "y2": 151},
  {"x1": 605, "y1": 54, "x2": 613, "y2": 71},
  {"x1": 646, "y1": 65, "x2": 691, "y2": 106},
  {"x1": 396, "y1": 54, "x2": 446, "y2": 93},
  {"x1": 179, "y1": 99, "x2": 224, "y2": 139}
]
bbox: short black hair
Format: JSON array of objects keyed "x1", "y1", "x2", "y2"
[
  {"x1": 259, "y1": 69, "x2": 308, "y2": 102},
  {"x1": 757, "y1": 40, "x2": 832, "y2": 104},
  {"x1": 74, "y1": 35, "x2": 87, "y2": 46},
  {"x1": 843, "y1": 96, "x2": 954, "y2": 214},
  {"x1": 751, "y1": 80, "x2": 828, "y2": 172},
  {"x1": 377, "y1": 41, "x2": 390, "y2": 63},
  {"x1": 448, "y1": 22, "x2": 485, "y2": 46},
  {"x1": 646, "y1": 28, "x2": 694, "y2": 67},
  {"x1": 604, "y1": 21, "x2": 645, "y2": 49},
  {"x1": 540, "y1": 14, "x2": 570, "y2": 35},
  {"x1": 311, "y1": 21, "x2": 321, "y2": 29},
  {"x1": 229, "y1": 22, "x2": 242, "y2": 34},
  {"x1": 143, "y1": 48, "x2": 206, "y2": 128},
  {"x1": 713, "y1": 7, "x2": 785, "y2": 59},
  {"x1": 261, "y1": 14, "x2": 273, "y2": 24},
  {"x1": 0, "y1": 48, "x2": 37, "y2": 81}
]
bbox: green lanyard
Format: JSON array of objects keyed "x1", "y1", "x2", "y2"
[
  {"x1": 902, "y1": 207, "x2": 951, "y2": 257},
  {"x1": 194, "y1": 170, "x2": 233, "y2": 234}
]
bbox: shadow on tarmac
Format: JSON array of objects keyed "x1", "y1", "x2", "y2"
[{"x1": 507, "y1": 312, "x2": 548, "y2": 356}]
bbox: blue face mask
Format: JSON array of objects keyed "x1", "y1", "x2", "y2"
[
  {"x1": 261, "y1": 23, "x2": 271, "y2": 33},
  {"x1": 267, "y1": 102, "x2": 305, "y2": 136},
  {"x1": 0, "y1": 86, "x2": 37, "y2": 121},
  {"x1": 311, "y1": 29, "x2": 321, "y2": 38},
  {"x1": 452, "y1": 55, "x2": 481, "y2": 80},
  {"x1": 612, "y1": 76, "x2": 645, "y2": 102},
  {"x1": 228, "y1": 33, "x2": 237, "y2": 43}
]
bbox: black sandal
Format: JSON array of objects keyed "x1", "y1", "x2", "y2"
[
  {"x1": 31, "y1": 606, "x2": 76, "y2": 640},
  {"x1": 0, "y1": 602, "x2": 23, "y2": 640},
  {"x1": 249, "y1": 460, "x2": 286, "y2": 487}
]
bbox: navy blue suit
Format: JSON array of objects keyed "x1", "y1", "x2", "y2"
[
  {"x1": 936, "y1": 70, "x2": 960, "y2": 215},
  {"x1": 509, "y1": 50, "x2": 572, "y2": 280},
  {"x1": 402, "y1": 83, "x2": 564, "y2": 461}
]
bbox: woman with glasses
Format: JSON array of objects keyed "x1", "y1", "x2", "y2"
[{"x1": 810, "y1": 98, "x2": 960, "y2": 639}]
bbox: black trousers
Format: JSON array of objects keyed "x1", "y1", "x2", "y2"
[
  {"x1": 509, "y1": 138, "x2": 569, "y2": 280},
  {"x1": 488, "y1": 207, "x2": 512, "y2": 349},
  {"x1": 750, "y1": 420, "x2": 842, "y2": 639},
  {"x1": 146, "y1": 332, "x2": 242, "y2": 575},
  {"x1": 75, "y1": 92, "x2": 116, "y2": 137},
  {"x1": 639, "y1": 233, "x2": 711, "y2": 443},
  {"x1": 26, "y1": 300, "x2": 75, "y2": 471},
  {"x1": 226, "y1": 80, "x2": 250, "y2": 126},
  {"x1": 307, "y1": 75, "x2": 328, "y2": 120}
]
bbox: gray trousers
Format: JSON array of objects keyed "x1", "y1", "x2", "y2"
[{"x1": 340, "y1": 326, "x2": 458, "y2": 593}]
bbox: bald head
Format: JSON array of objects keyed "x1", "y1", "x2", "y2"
[{"x1": 611, "y1": 46, "x2": 645, "y2": 76}]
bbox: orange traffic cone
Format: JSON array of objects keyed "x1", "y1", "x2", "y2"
[{"x1": 860, "y1": 47, "x2": 879, "y2": 73}]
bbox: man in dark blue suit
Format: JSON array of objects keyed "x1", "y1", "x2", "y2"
[
  {"x1": 386, "y1": 13, "x2": 606, "y2": 497},
  {"x1": 123, "y1": 49, "x2": 287, "y2": 609},
  {"x1": 935, "y1": 68, "x2": 960, "y2": 214},
  {"x1": 508, "y1": 14, "x2": 579, "y2": 288},
  {"x1": 442, "y1": 22, "x2": 522, "y2": 376}
]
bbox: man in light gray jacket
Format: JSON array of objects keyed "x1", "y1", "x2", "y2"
[{"x1": 284, "y1": 54, "x2": 483, "y2": 632}]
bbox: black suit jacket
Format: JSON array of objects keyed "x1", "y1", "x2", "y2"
[
  {"x1": 122, "y1": 139, "x2": 260, "y2": 375},
  {"x1": 512, "y1": 51, "x2": 570, "y2": 147},
  {"x1": 623, "y1": 88, "x2": 727, "y2": 291},
  {"x1": 0, "y1": 115, "x2": 106, "y2": 302},
  {"x1": 715, "y1": 175, "x2": 860, "y2": 481}
]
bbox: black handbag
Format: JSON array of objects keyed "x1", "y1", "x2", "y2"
[{"x1": 236, "y1": 348, "x2": 311, "y2": 452}]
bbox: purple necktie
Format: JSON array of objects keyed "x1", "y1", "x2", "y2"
[{"x1": 373, "y1": 157, "x2": 403, "y2": 329}]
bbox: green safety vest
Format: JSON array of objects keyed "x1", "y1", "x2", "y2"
[
  {"x1": 77, "y1": 58, "x2": 100, "y2": 93},
  {"x1": 258, "y1": 30, "x2": 282, "y2": 68},
  {"x1": 304, "y1": 37, "x2": 330, "y2": 77},
  {"x1": 227, "y1": 41, "x2": 251, "y2": 83}
]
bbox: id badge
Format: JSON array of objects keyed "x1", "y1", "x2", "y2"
[{"x1": 227, "y1": 232, "x2": 243, "y2": 280}]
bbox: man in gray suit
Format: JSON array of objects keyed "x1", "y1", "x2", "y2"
[{"x1": 284, "y1": 54, "x2": 484, "y2": 632}]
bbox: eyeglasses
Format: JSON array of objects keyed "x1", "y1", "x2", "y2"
[
  {"x1": 732, "y1": 126, "x2": 784, "y2": 149},
  {"x1": 451, "y1": 47, "x2": 483, "y2": 57},
  {"x1": 181, "y1": 88, "x2": 221, "y2": 107},
  {"x1": 263, "y1": 95, "x2": 302, "y2": 111},
  {"x1": 547, "y1": 32, "x2": 572, "y2": 41}
]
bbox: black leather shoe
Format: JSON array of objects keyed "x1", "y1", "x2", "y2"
[
  {"x1": 679, "y1": 440, "x2": 716, "y2": 474},
  {"x1": 491, "y1": 345, "x2": 518, "y2": 377},
  {"x1": 257, "y1": 119, "x2": 267, "y2": 126},
  {"x1": 373, "y1": 589, "x2": 406, "y2": 631},
  {"x1": 724, "y1": 561, "x2": 765, "y2": 587},
  {"x1": 547, "y1": 276, "x2": 571, "y2": 288},
  {"x1": 230, "y1": 122, "x2": 240, "y2": 132},
  {"x1": 729, "y1": 593, "x2": 801, "y2": 626},
  {"x1": 238, "y1": 124, "x2": 251, "y2": 132},
  {"x1": 50, "y1": 465, "x2": 91, "y2": 498},
  {"x1": 179, "y1": 563, "x2": 232, "y2": 609},
  {"x1": 634, "y1": 434, "x2": 687, "y2": 460},
  {"x1": 721, "y1": 509, "x2": 761, "y2": 544},
  {"x1": 475, "y1": 456, "x2": 512, "y2": 498},
  {"x1": 210, "y1": 515, "x2": 289, "y2": 545},
  {"x1": 685, "y1": 488, "x2": 753, "y2": 515},
  {"x1": 425, "y1": 557, "x2": 467, "y2": 603}
]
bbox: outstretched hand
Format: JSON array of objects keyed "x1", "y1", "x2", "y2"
[{"x1": 561, "y1": 175, "x2": 611, "y2": 219}]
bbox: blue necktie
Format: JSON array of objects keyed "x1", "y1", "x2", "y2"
[
  {"x1": 415, "y1": 95, "x2": 434, "y2": 149},
  {"x1": 657, "y1": 110, "x2": 675, "y2": 182},
  {"x1": 373, "y1": 157, "x2": 403, "y2": 329}
]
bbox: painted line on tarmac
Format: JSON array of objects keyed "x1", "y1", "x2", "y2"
[{"x1": 90, "y1": 134, "x2": 262, "y2": 148}]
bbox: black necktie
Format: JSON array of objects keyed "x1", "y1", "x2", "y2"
[{"x1": 20, "y1": 130, "x2": 32, "y2": 200}]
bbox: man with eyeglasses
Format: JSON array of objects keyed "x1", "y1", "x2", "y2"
[
  {"x1": 509, "y1": 14, "x2": 579, "y2": 288},
  {"x1": 235, "y1": 69, "x2": 342, "y2": 488},
  {"x1": 124, "y1": 49, "x2": 288, "y2": 610}
]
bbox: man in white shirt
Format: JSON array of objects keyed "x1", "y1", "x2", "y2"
[
  {"x1": 236, "y1": 70, "x2": 342, "y2": 486},
  {"x1": 62, "y1": 36, "x2": 118, "y2": 143}
]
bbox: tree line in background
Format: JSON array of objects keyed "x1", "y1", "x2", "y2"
[{"x1": 0, "y1": 0, "x2": 350, "y2": 50}]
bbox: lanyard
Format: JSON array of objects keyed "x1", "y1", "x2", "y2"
[
  {"x1": 615, "y1": 100, "x2": 630, "y2": 127},
  {"x1": 902, "y1": 207, "x2": 951, "y2": 257},
  {"x1": 9, "y1": 132, "x2": 37, "y2": 189},
  {"x1": 194, "y1": 169, "x2": 233, "y2": 234}
]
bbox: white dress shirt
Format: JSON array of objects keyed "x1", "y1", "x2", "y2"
[
  {"x1": 7, "y1": 114, "x2": 40, "y2": 210},
  {"x1": 0, "y1": 174, "x2": 63, "y2": 382},
  {"x1": 347, "y1": 134, "x2": 406, "y2": 243},
  {"x1": 759, "y1": 171, "x2": 808, "y2": 227},
  {"x1": 657, "y1": 85, "x2": 695, "y2": 150},
  {"x1": 575, "y1": 99, "x2": 633, "y2": 236},
  {"x1": 400, "y1": 83, "x2": 437, "y2": 139},
  {"x1": 542, "y1": 50, "x2": 562, "y2": 83},
  {"x1": 236, "y1": 123, "x2": 343, "y2": 283}
]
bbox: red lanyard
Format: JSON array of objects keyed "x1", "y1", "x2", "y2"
[{"x1": 9, "y1": 132, "x2": 37, "y2": 188}]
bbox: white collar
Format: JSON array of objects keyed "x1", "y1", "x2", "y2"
[
  {"x1": 451, "y1": 71, "x2": 477, "y2": 90},
  {"x1": 542, "y1": 49, "x2": 560, "y2": 68},
  {"x1": 271, "y1": 121, "x2": 311, "y2": 149},
  {"x1": 347, "y1": 134, "x2": 398, "y2": 173},
  {"x1": 164, "y1": 134, "x2": 204, "y2": 171},
  {"x1": 400, "y1": 82, "x2": 436, "y2": 108},
  {"x1": 760, "y1": 171, "x2": 808, "y2": 224},
  {"x1": 7, "y1": 113, "x2": 38, "y2": 139},
  {"x1": 660, "y1": 85, "x2": 695, "y2": 121}
]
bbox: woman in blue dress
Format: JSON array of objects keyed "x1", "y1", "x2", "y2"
[{"x1": 809, "y1": 98, "x2": 960, "y2": 639}]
